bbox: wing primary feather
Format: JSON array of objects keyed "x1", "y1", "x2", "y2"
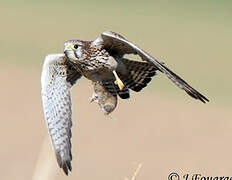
[
  {"x1": 99, "y1": 31, "x2": 209, "y2": 103},
  {"x1": 41, "y1": 54, "x2": 81, "y2": 175}
]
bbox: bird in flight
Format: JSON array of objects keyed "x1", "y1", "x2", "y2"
[{"x1": 41, "y1": 31, "x2": 209, "y2": 175}]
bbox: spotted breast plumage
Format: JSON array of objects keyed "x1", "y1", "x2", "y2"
[{"x1": 41, "y1": 31, "x2": 209, "y2": 175}]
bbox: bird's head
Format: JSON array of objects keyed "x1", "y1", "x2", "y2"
[{"x1": 64, "y1": 40, "x2": 88, "y2": 63}]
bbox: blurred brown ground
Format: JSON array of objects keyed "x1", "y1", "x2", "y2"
[{"x1": 1, "y1": 66, "x2": 231, "y2": 180}]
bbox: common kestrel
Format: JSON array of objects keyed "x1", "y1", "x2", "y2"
[{"x1": 41, "y1": 31, "x2": 209, "y2": 175}]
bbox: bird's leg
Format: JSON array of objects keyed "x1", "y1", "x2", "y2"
[
  {"x1": 89, "y1": 93, "x2": 98, "y2": 103},
  {"x1": 113, "y1": 70, "x2": 124, "y2": 91}
]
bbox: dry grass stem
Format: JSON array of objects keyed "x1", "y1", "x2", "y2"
[
  {"x1": 32, "y1": 135, "x2": 57, "y2": 180},
  {"x1": 125, "y1": 163, "x2": 143, "y2": 180}
]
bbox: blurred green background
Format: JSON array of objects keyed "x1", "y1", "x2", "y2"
[
  {"x1": 1, "y1": 0, "x2": 231, "y2": 106},
  {"x1": 1, "y1": 1, "x2": 232, "y2": 179}
]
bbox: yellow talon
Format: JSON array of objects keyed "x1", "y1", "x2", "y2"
[
  {"x1": 90, "y1": 93, "x2": 98, "y2": 103},
  {"x1": 113, "y1": 70, "x2": 124, "y2": 91}
]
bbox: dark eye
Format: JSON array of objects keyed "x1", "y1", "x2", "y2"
[{"x1": 73, "y1": 44, "x2": 78, "y2": 49}]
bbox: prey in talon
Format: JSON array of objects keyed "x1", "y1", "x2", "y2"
[
  {"x1": 90, "y1": 81, "x2": 117, "y2": 115},
  {"x1": 41, "y1": 31, "x2": 209, "y2": 175}
]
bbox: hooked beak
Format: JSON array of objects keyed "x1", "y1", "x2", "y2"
[
  {"x1": 64, "y1": 45, "x2": 72, "y2": 56},
  {"x1": 64, "y1": 45, "x2": 78, "y2": 58}
]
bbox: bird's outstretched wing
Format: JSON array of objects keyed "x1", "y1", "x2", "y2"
[
  {"x1": 41, "y1": 54, "x2": 81, "y2": 175},
  {"x1": 94, "y1": 31, "x2": 209, "y2": 103}
]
